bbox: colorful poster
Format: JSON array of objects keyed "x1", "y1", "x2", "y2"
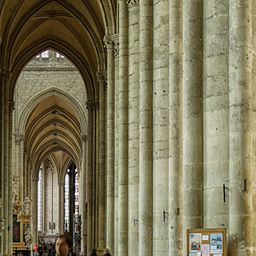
[
  {"x1": 210, "y1": 233, "x2": 223, "y2": 253},
  {"x1": 202, "y1": 235, "x2": 209, "y2": 241},
  {"x1": 202, "y1": 244, "x2": 210, "y2": 256},
  {"x1": 189, "y1": 233, "x2": 201, "y2": 252}
]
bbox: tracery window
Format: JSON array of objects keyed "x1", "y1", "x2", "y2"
[
  {"x1": 64, "y1": 171, "x2": 70, "y2": 231},
  {"x1": 64, "y1": 167, "x2": 79, "y2": 232},
  {"x1": 37, "y1": 168, "x2": 43, "y2": 232}
]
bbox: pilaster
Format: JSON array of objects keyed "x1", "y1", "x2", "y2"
[
  {"x1": 229, "y1": 1, "x2": 253, "y2": 255},
  {"x1": 138, "y1": 1, "x2": 153, "y2": 256},
  {"x1": 58, "y1": 181, "x2": 65, "y2": 234},
  {"x1": 118, "y1": 1, "x2": 129, "y2": 255},
  {"x1": 86, "y1": 100, "x2": 97, "y2": 254},
  {"x1": 152, "y1": 0, "x2": 169, "y2": 254},
  {"x1": 81, "y1": 135, "x2": 87, "y2": 255},
  {"x1": 168, "y1": 0, "x2": 183, "y2": 255},
  {"x1": 183, "y1": 0, "x2": 203, "y2": 254},
  {"x1": 0, "y1": 70, "x2": 12, "y2": 255},
  {"x1": 104, "y1": 33, "x2": 116, "y2": 254},
  {"x1": 113, "y1": 33, "x2": 119, "y2": 256},
  {"x1": 203, "y1": 0, "x2": 229, "y2": 231},
  {"x1": 31, "y1": 175, "x2": 39, "y2": 245},
  {"x1": 127, "y1": 1, "x2": 139, "y2": 256},
  {"x1": 96, "y1": 70, "x2": 107, "y2": 250}
]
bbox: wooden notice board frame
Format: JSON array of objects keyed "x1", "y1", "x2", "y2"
[{"x1": 187, "y1": 228, "x2": 227, "y2": 256}]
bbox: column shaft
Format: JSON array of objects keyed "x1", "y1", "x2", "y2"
[
  {"x1": 204, "y1": 0, "x2": 229, "y2": 228},
  {"x1": 86, "y1": 104, "x2": 94, "y2": 254},
  {"x1": 153, "y1": 0, "x2": 169, "y2": 254},
  {"x1": 97, "y1": 71, "x2": 106, "y2": 250},
  {"x1": 118, "y1": 1, "x2": 129, "y2": 255},
  {"x1": 58, "y1": 182, "x2": 64, "y2": 234},
  {"x1": 229, "y1": 1, "x2": 253, "y2": 255},
  {"x1": 104, "y1": 35, "x2": 115, "y2": 253},
  {"x1": 2, "y1": 73, "x2": 12, "y2": 255},
  {"x1": 128, "y1": 3, "x2": 139, "y2": 256},
  {"x1": 31, "y1": 176, "x2": 38, "y2": 245},
  {"x1": 0, "y1": 72, "x2": 3, "y2": 256},
  {"x1": 114, "y1": 35, "x2": 119, "y2": 256},
  {"x1": 183, "y1": 0, "x2": 203, "y2": 253},
  {"x1": 169, "y1": 0, "x2": 183, "y2": 255},
  {"x1": 139, "y1": 0, "x2": 153, "y2": 256},
  {"x1": 81, "y1": 136, "x2": 87, "y2": 254}
]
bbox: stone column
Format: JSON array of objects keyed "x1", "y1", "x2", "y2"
[
  {"x1": 86, "y1": 101, "x2": 97, "y2": 254},
  {"x1": 1, "y1": 71, "x2": 12, "y2": 255},
  {"x1": 203, "y1": 0, "x2": 229, "y2": 229},
  {"x1": 139, "y1": 0, "x2": 153, "y2": 256},
  {"x1": 0, "y1": 72, "x2": 2, "y2": 256},
  {"x1": 96, "y1": 70, "x2": 106, "y2": 251},
  {"x1": 23, "y1": 148, "x2": 28, "y2": 198},
  {"x1": 153, "y1": 0, "x2": 169, "y2": 254},
  {"x1": 113, "y1": 33, "x2": 119, "y2": 256},
  {"x1": 169, "y1": 0, "x2": 183, "y2": 255},
  {"x1": 118, "y1": 1, "x2": 129, "y2": 255},
  {"x1": 183, "y1": 0, "x2": 203, "y2": 253},
  {"x1": 31, "y1": 175, "x2": 38, "y2": 245},
  {"x1": 81, "y1": 135, "x2": 87, "y2": 255},
  {"x1": 229, "y1": 1, "x2": 253, "y2": 255},
  {"x1": 16, "y1": 135, "x2": 25, "y2": 201},
  {"x1": 43, "y1": 165, "x2": 47, "y2": 233},
  {"x1": 127, "y1": 1, "x2": 139, "y2": 256},
  {"x1": 58, "y1": 181, "x2": 64, "y2": 234},
  {"x1": 8, "y1": 100, "x2": 14, "y2": 254},
  {"x1": 103, "y1": 34, "x2": 115, "y2": 253}
]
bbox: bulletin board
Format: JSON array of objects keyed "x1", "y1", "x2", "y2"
[{"x1": 187, "y1": 228, "x2": 227, "y2": 256}]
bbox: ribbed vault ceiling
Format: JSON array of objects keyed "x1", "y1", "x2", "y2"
[
  {"x1": 0, "y1": 0, "x2": 116, "y2": 175},
  {"x1": 0, "y1": 0, "x2": 116, "y2": 98},
  {"x1": 25, "y1": 94, "x2": 82, "y2": 170}
]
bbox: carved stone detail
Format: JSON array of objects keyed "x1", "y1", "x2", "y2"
[
  {"x1": 0, "y1": 70, "x2": 11, "y2": 80},
  {"x1": 81, "y1": 134, "x2": 87, "y2": 142},
  {"x1": 126, "y1": 0, "x2": 139, "y2": 8},
  {"x1": 86, "y1": 100, "x2": 99, "y2": 111},
  {"x1": 15, "y1": 134, "x2": 25, "y2": 145},
  {"x1": 96, "y1": 70, "x2": 107, "y2": 85},
  {"x1": 111, "y1": 34, "x2": 119, "y2": 59},
  {"x1": 9, "y1": 100, "x2": 15, "y2": 111},
  {"x1": 103, "y1": 35, "x2": 114, "y2": 51}
]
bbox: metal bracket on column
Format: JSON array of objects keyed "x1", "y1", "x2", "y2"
[
  {"x1": 163, "y1": 210, "x2": 168, "y2": 222},
  {"x1": 133, "y1": 219, "x2": 139, "y2": 227},
  {"x1": 242, "y1": 179, "x2": 247, "y2": 192},
  {"x1": 223, "y1": 184, "x2": 229, "y2": 203}
]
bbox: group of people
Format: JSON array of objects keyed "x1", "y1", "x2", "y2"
[{"x1": 41, "y1": 233, "x2": 111, "y2": 256}]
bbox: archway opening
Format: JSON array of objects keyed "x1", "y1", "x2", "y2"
[{"x1": 12, "y1": 49, "x2": 86, "y2": 254}]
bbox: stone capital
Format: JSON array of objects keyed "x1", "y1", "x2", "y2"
[
  {"x1": 126, "y1": 0, "x2": 139, "y2": 8},
  {"x1": 81, "y1": 134, "x2": 87, "y2": 142},
  {"x1": 111, "y1": 34, "x2": 119, "y2": 58},
  {"x1": 86, "y1": 100, "x2": 99, "y2": 111},
  {"x1": 103, "y1": 35, "x2": 114, "y2": 51},
  {"x1": 0, "y1": 70, "x2": 11, "y2": 80},
  {"x1": 96, "y1": 70, "x2": 107, "y2": 85},
  {"x1": 15, "y1": 133, "x2": 25, "y2": 145},
  {"x1": 32, "y1": 176, "x2": 39, "y2": 182},
  {"x1": 9, "y1": 100, "x2": 15, "y2": 111}
]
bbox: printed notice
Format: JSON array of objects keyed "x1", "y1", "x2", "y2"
[
  {"x1": 202, "y1": 244, "x2": 210, "y2": 256},
  {"x1": 202, "y1": 235, "x2": 209, "y2": 241},
  {"x1": 210, "y1": 233, "x2": 223, "y2": 253}
]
